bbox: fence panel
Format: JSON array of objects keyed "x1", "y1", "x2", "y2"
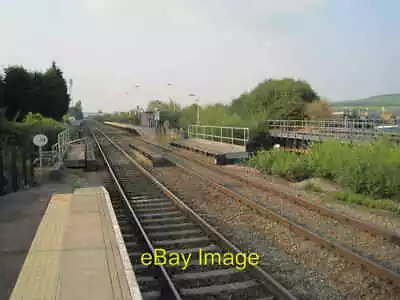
[{"x1": 188, "y1": 124, "x2": 249, "y2": 146}]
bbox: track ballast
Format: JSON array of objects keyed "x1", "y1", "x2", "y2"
[{"x1": 91, "y1": 128, "x2": 297, "y2": 300}]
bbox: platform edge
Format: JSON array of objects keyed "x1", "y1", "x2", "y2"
[{"x1": 100, "y1": 186, "x2": 143, "y2": 300}]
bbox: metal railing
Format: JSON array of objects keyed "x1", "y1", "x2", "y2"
[
  {"x1": 34, "y1": 128, "x2": 72, "y2": 167},
  {"x1": 266, "y1": 119, "x2": 400, "y2": 143},
  {"x1": 188, "y1": 124, "x2": 249, "y2": 146}
]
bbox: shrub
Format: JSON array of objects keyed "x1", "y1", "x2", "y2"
[{"x1": 248, "y1": 139, "x2": 400, "y2": 201}]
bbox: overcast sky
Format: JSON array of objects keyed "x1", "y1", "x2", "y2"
[{"x1": 1, "y1": 0, "x2": 399, "y2": 112}]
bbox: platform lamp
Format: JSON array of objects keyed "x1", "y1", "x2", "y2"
[
  {"x1": 167, "y1": 83, "x2": 176, "y2": 112},
  {"x1": 135, "y1": 84, "x2": 141, "y2": 125},
  {"x1": 189, "y1": 93, "x2": 200, "y2": 124}
]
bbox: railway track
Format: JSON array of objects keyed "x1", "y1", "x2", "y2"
[
  {"x1": 91, "y1": 128, "x2": 297, "y2": 300},
  {"x1": 99, "y1": 123, "x2": 400, "y2": 288}
]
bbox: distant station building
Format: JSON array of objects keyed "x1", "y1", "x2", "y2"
[{"x1": 139, "y1": 110, "x2": 160, "y2": 128}]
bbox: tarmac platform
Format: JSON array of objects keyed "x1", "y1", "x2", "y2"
[
  {"x1": 170, "y1": 138, "x2": 249, "y2": 165},
  {"x1": 9, "y1": 186, "x2": 141, "y2": 300}
]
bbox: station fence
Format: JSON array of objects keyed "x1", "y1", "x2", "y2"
[
  {"x1": 188, "y1": 124, "x2": 249, "y2": 146},
  {"x1": 0, "y1": 127, "x2": 77, "y2": 196}
]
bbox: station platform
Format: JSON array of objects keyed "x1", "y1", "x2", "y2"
[
  {"x1": 104, "y1": 121, "x2": 156, "y2": 139},
  {"x1": 64, "y1": 139, "x2": 97, "y2": 170},
  {"x1": 10, "y1": 187, "x2": 141, "y2": 300},
  {"x1": 170, "y1": 138, "x2": 245, "y2": 156},
  {"x1": 170, "y1": 138, "x2": 249, "y2": 165}
]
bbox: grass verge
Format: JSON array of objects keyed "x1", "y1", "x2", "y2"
[{"x1": 333, "y1": 191, "x2": 400, "y2": 215}]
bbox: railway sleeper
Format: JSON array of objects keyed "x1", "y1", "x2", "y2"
[
  {"x1": 139, "y1": 210, "x2": 182, "y2": 219},
  {"x1": 174, "y1": 271, "x2": 259, "y2": 292},
  {"x1": 151, "y1": 236, "x2": 211, "y2": 248},
  {"x1": 147, "y1": 229, "x2": 203, "y2": 239},
  {"x1": 135, "y1": 205, "x2": 177, "y2": 213},
  {"x1": 144, "y1": 223, "x2": 198, "y2": 232},
  {"x1": 127, "y1": 192, "x2": 163, "y2": 199},
  {"x1": 133, "y1": 201, "x2": 173, "y2": 209},
  {"x1": 134, "y1": 275, "x2": 161, "y2": 292},
  {"x1": 139, "y1": 289, "x2": 161, "y2": 300},
  {"x1": 140, "y1": 216, "x2": 188, "y2": 224},
  {"x1": 179, "y1": 280, "x2": 266, "y2": 300},
  {"x1": 129, "y1": 197, "x2": 165, "y2": 203}
]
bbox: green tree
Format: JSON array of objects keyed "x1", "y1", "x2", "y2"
[
  {"x1": 0, "y1": 74, "x2": 4, "y2": 108},
  {"x1": 305, "y1": 99, "x2": 334, "y2": 120},
  {"x1": 68, "y1": 100, "x2": 84, "y2": 120},
  {"x1": 147, "y1": 99, "x2": 181, "y2": 112},
  {"x1": 147, "y1": 100, "x2": 170, "y2": 111},
  {"x1": 230, "y1": 78, "x2": 319, "y2": 122},
  {"x1": 3, "y1": 66, "x2": 34, "y2": 121},
  {"x1": 40, "y1": 62, "x2": 70, "y2": 120},
  {"x1": 2, "y1": 62, "x2": 70, "y2": 122}
]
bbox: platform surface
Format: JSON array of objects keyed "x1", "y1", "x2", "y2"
[
  {"x1": 104, "y1": 121, "x2": 157, "y2": 138},
  {"x1": 64, "y1": 141, "x2": 96, "y2": 168},
  {"x1": 0, "y1": 184, "x2": 72, "y2": 299},
  {"x1": 171, "y1": 138, "x2": 246, "y2": 155},
  {"x1": 10, "y1": 186, "x2": 141, "y2": 300}
]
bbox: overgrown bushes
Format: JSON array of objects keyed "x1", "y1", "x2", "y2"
[
  {"x1": 1, "y1": 113, "x2": 66, "y2": 150},
  {"x1": 248, "y1": 139, "x2": 400, "y2": 200}
]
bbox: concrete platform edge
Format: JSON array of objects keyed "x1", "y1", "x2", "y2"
[{"x1": 100, "y1": 186, "x2": 143, "y2": 300}]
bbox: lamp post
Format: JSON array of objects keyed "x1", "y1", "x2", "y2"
[
  {"x1": 135, "y1": 84, "x2": 141, "y2": 125},
  {"x1": 189, "y1": 93, "x2": 200, "y2": 124},
  {"x1": 167, "y1": 83, "x2": 176, "y2": 112}
]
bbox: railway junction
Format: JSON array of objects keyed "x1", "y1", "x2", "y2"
[{"x1": 1, "y1": 120, "x2": 399, "y2": 300}]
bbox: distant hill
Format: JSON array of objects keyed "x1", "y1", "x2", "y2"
[{"x1": 331, "y1": 94, "x2": 400, "y2": 107}]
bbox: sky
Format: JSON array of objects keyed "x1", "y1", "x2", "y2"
[{"x1": 1, "y1": 0, "x2": 399, "y2": 112}]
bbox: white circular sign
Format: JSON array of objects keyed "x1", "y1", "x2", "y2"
[{"x1": 33, "y1": 134, "x2": 48, "y2": 147}]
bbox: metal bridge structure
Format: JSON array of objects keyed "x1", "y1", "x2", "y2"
[{"x1": 266, "y1": 119, "x2": 400, "y2": 148}]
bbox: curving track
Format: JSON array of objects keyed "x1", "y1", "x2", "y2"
[{"x1": 90, "y1": 127, "x2": 297, "y2": 300}]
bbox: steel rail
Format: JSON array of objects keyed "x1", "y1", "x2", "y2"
[
  {"x1": 141, "y1": 137, "x2": 400, "y2": 246},
  {"x1": 127, "y1": 136, "x2": 400, "y2": 287},
  {"x1": 96, "y1": 127, "x2": 299, "y2": 300},
  {"x1": 91, "y1": 128, "x2": 183, "y2": 300}
]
